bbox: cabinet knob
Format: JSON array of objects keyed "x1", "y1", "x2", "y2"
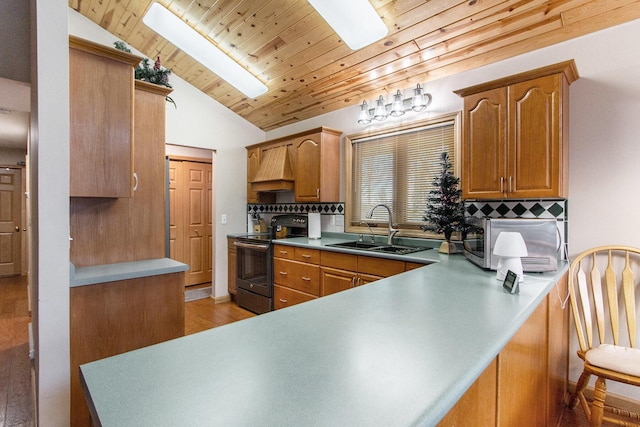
[
  {"x1": 279, "y1": 298, "x2": 288, "y2": 303},
  {"x1": 509, "y1": 176, "x2": 513, "y2": 193},
  {"x1": 500, "y1": 176, "x2": 504, "y2": 193},
  {"x1": 133, "y1": 172, "x2": 139, "y2": 191},
  {"x1": 302, "y1": 277, "x2": 311, "y2": 281},
  {"x1": 279, "y1": 271, "x2": 288, "y2": 275}
]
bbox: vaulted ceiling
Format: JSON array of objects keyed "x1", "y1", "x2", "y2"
[{"x1": 70, "y1": 0, "x2": 639, "y2": 131}]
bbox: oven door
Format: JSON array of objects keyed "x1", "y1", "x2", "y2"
[{"x1": 234, "y1": 240, "x2": 273, "y2": 297}]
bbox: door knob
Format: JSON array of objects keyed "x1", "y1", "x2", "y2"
[{"x1": 15, "y1": 226, "x2": 19, "y2": 232}]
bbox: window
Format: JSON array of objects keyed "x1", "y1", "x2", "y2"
[{"x1": 345, "y1": 113, "x2": 460, "y2": 239}]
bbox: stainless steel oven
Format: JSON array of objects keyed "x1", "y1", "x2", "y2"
[{"x1": 235, "y1": 236, "x2": 273, "y2": 314}]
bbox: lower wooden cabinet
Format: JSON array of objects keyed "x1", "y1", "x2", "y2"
[
  {"x1": 70, "y1": 272, "x2": 185, "y2": 427},
  {"x1": 273, "y1": 245, "x2": 320, "y2": 309},
  {"x1": 438, "y1": 274, "x2": 569, "y2": 426}
]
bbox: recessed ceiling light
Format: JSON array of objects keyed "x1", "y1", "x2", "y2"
[
  {"x1": 143, "y1": 2, "x2": 268, "y2": 98},
  {"x1": 308, "y1": 0, "x2": 388, "y2": 50}
]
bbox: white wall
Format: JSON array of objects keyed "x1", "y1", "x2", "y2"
[
  {"x1": 268, "y1": 20, "x2": 640, "y2": 400},
  {"x1": 68, "y1": 9, "x2": 265, "y2": 300},
  {"x1": 0, "y1": 146, "x2": 26, "y2": 164},
  {"x1": 33, "y1": 0, "x2": 71, "y2": 424}
]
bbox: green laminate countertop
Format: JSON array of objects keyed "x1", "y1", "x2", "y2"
[
  {"x1": 80, "y1": 237, "x2": 568, "y2": 426},
  {"x1": 70, "y1": 258, "x2": 189, "y2": 287}
]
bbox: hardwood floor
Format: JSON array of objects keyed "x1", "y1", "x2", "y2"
[
  {"x1": 0, "y1": 275, "x2": 624, "y2": 427},
  {"x1": 0, "y1": 275, "x2": 33, "y2": 427},
  {"x1": 184, "y1": 296, "x2": 255, "y2": 335}
]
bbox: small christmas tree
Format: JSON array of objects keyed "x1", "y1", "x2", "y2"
[{"x1": 422, "y1": 152, "x2": 466, "y2": 253}]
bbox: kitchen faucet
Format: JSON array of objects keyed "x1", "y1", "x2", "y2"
[{"x1": 366, "y1": 203, "x2": 399, "y2": 245}]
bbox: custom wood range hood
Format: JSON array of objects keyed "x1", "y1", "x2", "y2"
[{"x1": 250, "y1": 145, "x2": 294, "y2": 192}]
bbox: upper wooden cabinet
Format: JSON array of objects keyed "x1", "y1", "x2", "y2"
[
  {"x1": 70, "y1": 68, "x2": 172, "y2": 267},
  {"x1": 246, "y1": 127, "x2": 342, "y2": 203},
  {"x1": 69, "y1": 36, "x2": 141, "y2": 198},
  {"x1": 293, "y1": 129, "x2": 341, "y2": 202},
  {"x1": 455, "y1": 60, "x2": 578, "y2": 200}
]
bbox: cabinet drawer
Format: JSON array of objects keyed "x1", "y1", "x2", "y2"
[
  {"x1": 274, "y1": 244, "x2": 295, "y2": 260},
  {"x1": 274, "y1": 284, "x2": 317, "y2": 310},
  {"x1": 358, "y1": 256, "x2": 405, "y2": 277},
  {"x1": 321, "y1": 251, "x2": 357, "y2": 270},
  {"x1": 274, "y1": 258, "x2": 320, "y2": 296},
  {"x1": 294, "y1": 247, "x2": 320, "y2": 264}
]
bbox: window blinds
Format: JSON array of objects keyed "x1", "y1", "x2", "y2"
[{"x1": 351, "y1": 121, "x2": 455, "y2": 228}]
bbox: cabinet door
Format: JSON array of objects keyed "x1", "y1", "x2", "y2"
[
  {"x1": 508, "y1": 75, "x2": 562, "y2": 198},
  {"x1": 357, "y1": 273, "x2": 384, "y2": 286},
  {"x1": 247, "y1": 147, "x2": 261, "y2": 203},
  {"x1": 321, "y1": 267, "x2": 356, "y2": 296},
  {"x1": 294, "y1": 134, "x2": 322, "y2": 202},
  {"x1": 131, "y1": 84, "x2": 168, "y2": 260},
  {"x1": 461, "y1": 87, "x2": 507, "y2": 199},
  {"x1": 69, "y1": 45, "x2": 135, "y2": 198}
]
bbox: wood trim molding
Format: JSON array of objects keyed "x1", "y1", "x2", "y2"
[
  {"x1": 69, "y1": 35, "x2": 141, "y2": 67},
  {"x1": 167, "y1": 155, "x2": 213, "y2": 164},
  {"x1": 135, "y1": 79, "x2": 173, "y2": 96},
  {"x1": 453, "y1": 60, "x2": 579, "y2": 97}
]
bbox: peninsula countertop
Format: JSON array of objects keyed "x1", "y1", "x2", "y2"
[{"x1": 80, "y1": 237, "x2": 569, "y2": 426}]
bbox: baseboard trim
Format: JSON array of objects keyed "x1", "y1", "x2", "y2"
[
  {"x1": 214, "y1": 294, "x2": 231, "y2": 304},
  {"x1": 184, "y1": 286, "x2": 212, "y2": 302},
  {"x1": 568, "y1": 380, "x2": 640, "y2": 419}
]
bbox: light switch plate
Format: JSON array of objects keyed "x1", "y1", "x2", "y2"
[
  {"x1": 335, "y1": 215, "x2": 344, "y2": 226},
  {"x1": 221, "y1": 214, "x2": 227, "y2": 224}
]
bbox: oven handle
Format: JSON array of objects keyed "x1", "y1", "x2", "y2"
[{"x1": 234, "y1": 241, "x2": 270, "y2": 251}]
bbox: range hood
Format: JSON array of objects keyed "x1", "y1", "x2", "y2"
[{"x1": 251, "y1": 145, "x2": 295, "y2": 192}]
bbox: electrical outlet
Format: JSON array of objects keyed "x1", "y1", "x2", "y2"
[
  {"x1": 221, "y1": 214, "x2": 227, "y2": 224},
  {"x1": 335, "y1": 215, "x2": 344, "y2": 226}
]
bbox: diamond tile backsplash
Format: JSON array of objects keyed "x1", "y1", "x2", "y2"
[{"x1": 248, "y1": 203, "x2": 345, "y2": 215}]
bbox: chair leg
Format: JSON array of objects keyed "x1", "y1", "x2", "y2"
[
  {"x1": 570, "y1": 370, "x2": 591, "y2": 409},
  {"x1": 589, "y1": 376, "x2": 606, "y2": 427}
]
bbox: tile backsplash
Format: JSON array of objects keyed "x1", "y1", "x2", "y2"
[{"x1": 248, "y1": 203, "x2": 344, "y2": 215}]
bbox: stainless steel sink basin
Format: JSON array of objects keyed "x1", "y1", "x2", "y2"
[
  {"x1": 327, "y1": 241, "x2": 429, "y2": 255},
  {"x1": 327, "y1": 241, "x2": 382, "y2": 249},
  {"x1": 368, "y1": 245, "x2": 427, "y2": 255}
]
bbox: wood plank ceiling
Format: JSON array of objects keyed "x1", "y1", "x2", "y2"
[{"x1": 70, "y1": 0, "x2": 639, "y2": 131}]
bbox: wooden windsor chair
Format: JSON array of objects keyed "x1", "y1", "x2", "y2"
[{"x1": 568, "y1": 245, "x2": 640, "y2": 427}]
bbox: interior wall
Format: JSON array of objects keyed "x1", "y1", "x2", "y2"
[
  {"x1": 268, "y1": 19, "x2": 640, "y2": 401},
  {"x1": 33, "y1": 0, "x2": 71, "y2": 424},
  {"x1": 0, "y1": 147, "x2": 26, "y2": 165}
]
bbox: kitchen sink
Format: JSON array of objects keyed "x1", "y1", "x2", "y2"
[
  {"x1": 327, "y1": 241, "x2": 429, "y2": 255},
  {"x1": 327, "y1": 241, "x2": 382, "y2": 249},
  {"x1": 368, "y1": 245, "x2": 427, "y2": 255}
]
